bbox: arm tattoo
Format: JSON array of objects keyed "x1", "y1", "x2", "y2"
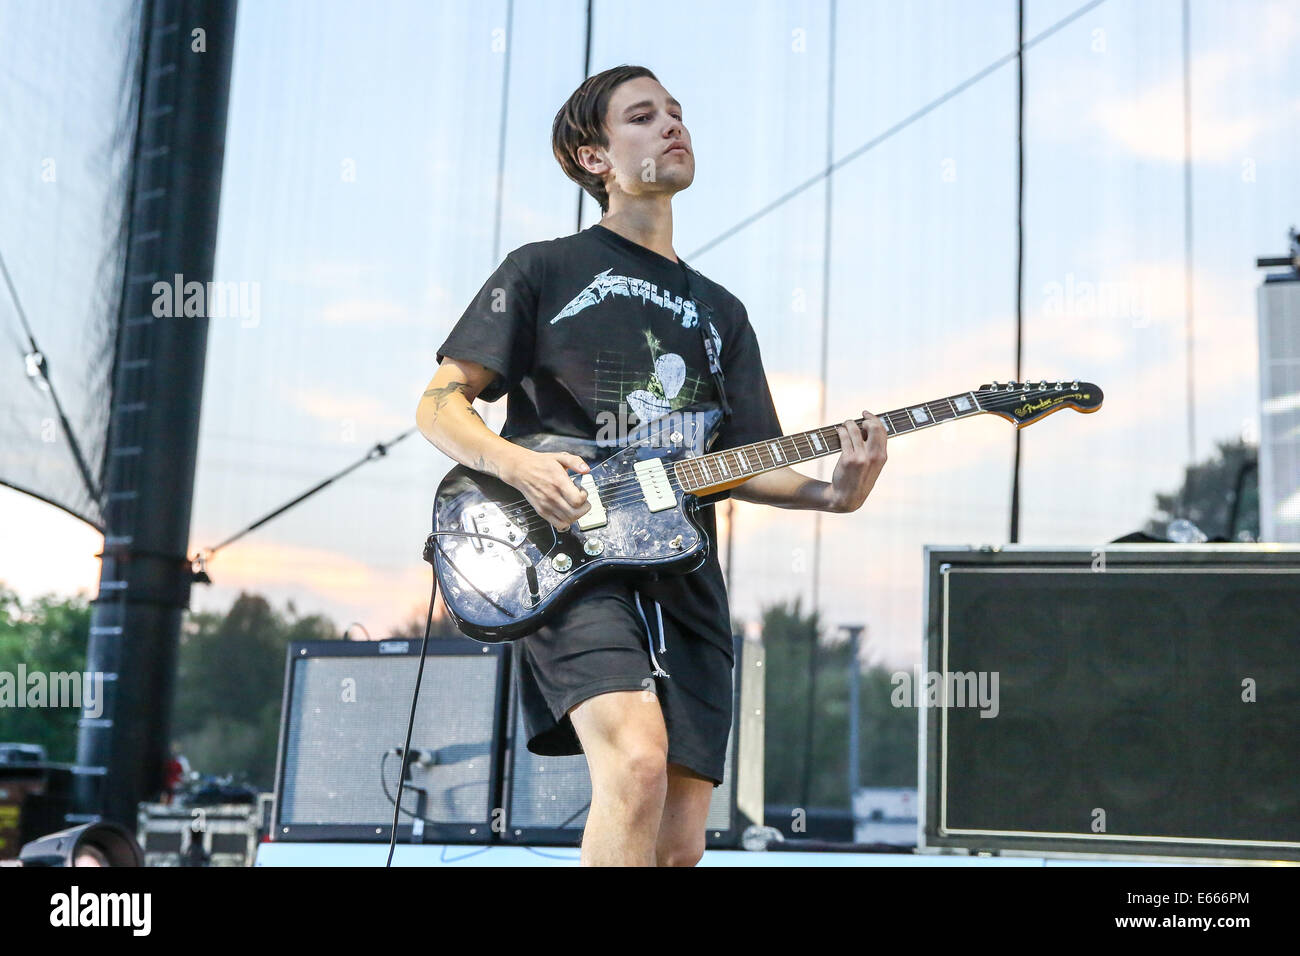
[
  {"x1": 421, "y1": 380, "x2": 474, "y2": 427},
  {"x1": 424, "y1": 379, "x2": 497, "y2": 475}
]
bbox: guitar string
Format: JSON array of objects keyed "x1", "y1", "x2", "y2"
[
  {"x1": 474, "y1": 390, "x2": 1054, "y2": 518},
  {"x1": 471, "y1": 390, "x2": 1077, "y2": 536},
  {"x1": 477, "y1": 396, "x2": 963, "y2": 513},
  {"x1": 470, "y1": 389, "x2": 1079, "y2": 529}
]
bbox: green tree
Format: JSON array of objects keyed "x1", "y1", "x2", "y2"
[
  {"x1": 1143, "y1": 436, "x2": 1259, "y2": 540},
  {"x1": 756, "y1": 597, "x2": 916, "y2": 810},
  {"x1": 0, "y1": 584, "x2": 92, "y2": 762},
  {"x1": 173, "y1": 593, "x2": 337, "y2": 789}
]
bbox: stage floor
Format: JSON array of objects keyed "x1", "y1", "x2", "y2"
[{"x1": 254, "y1": 843, "x2": 1237, "y2": 867}]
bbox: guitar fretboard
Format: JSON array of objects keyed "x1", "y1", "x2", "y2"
[{"x1": 672, "y1": 391, "x2": 984, "y2": 493}]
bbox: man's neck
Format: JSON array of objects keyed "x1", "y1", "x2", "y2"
[{"x1": 598, "y1": 205, "x2": 677, "y2": 263}]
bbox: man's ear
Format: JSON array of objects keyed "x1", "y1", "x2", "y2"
[{"x1": 578, "y1": 143, "x2": 609, "y2": 175}]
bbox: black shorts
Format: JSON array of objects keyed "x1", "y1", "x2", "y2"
[{"x1": 512, "y1": 576, "x2": 734, "y2": 787}]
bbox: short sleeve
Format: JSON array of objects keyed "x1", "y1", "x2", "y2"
[
  {"x1": 712, "y1": 302, "x2": 783, "y2": 451},
  {"x1": 436, "y1": 253, "x2": 538, "y2": 403}
]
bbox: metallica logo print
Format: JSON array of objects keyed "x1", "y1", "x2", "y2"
[{"x1": 551, "y1": 267, "x2": 724, "y2": 427}]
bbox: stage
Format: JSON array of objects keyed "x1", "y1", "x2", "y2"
[{"x1": 253, "y1": 843, "x2": 1244, "y2": 867}]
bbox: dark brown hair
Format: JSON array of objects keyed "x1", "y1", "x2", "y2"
[{"x1": 552, "y1": 65, "x2": 659, "y2": 214}]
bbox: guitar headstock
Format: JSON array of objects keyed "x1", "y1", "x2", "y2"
[{"x1": 974, "y1": 379, "x2": 1103, "y2": 428}]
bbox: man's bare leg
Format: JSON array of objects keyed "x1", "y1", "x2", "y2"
[
  {"x1": 568, "y1": 689, "x2": 668, "y2": 866},
  {"x1": 656, "y1": 763, "x2": 713, "y2": 866}
]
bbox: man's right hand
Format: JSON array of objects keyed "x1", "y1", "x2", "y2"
[{"x1": 503, "y1": 449, "x2": 591, "y2": 532}]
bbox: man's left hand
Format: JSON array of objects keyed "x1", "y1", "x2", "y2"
[{"x1": 824, "y1": 410, "x2": 888, "y2": 513}]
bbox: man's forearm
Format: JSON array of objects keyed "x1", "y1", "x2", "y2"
[
  {"x1": 729, "y1": 467, "x2": 836, "y2": 512},
  {"x1": 416, "y1": 384, "x2": 522, "y2": 481}
]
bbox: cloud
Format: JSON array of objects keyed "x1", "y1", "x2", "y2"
[
  {"x1": 1031, "y1": 4, "x2": 1300, "y2": 166},
  {"x1": 319, "y1": 298, "x2": 414, "y2": 326},
  {"x1": 272, "y1": 259, "x2": 382, "y2": 290},
  {"x1": 187, "y1": 535, "x2": 431, "y2": 636},
  {"x1": 283, "y1": 386, "x2": 410, "y2": 436},
  {"x1": 0, "y1": 488, "x2": 103, "y2": 601},
  {"x1": 1089, "y1": 51, "x2": 1264, "y2": 164}
]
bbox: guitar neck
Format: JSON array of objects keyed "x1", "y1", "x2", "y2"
[{"x1": 673, "y1": 391, "x2": 983, "y2": 494}]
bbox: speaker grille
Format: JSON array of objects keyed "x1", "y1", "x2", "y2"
[{"x1": 280, "y1": 651, "x2": 500, "y2": 828}]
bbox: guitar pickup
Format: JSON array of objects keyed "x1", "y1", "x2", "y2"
[
  {"x1": 576, "y1": 473, "x2": 607, "y2": 530},
  {"x1": 633, "y1": 458, "x2": 676, "y2": 513}
]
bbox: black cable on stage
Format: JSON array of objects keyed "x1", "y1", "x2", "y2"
[{"x1": 385, "y1": 526, "x2": 529, "y2": 867}]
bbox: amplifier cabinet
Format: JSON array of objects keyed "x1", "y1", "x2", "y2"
[
  {"x1": 271, "y1": 638, "x2": 508, "y2": 843},
  {"x1": 920, "y1": 545, "x2": 1300, "y2": 862}
]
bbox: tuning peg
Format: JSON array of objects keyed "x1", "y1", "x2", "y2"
[
  {"x1": 1054, "y1": 380, "x2": 1063, "y2": 390},
  {"x1": 1071, "y1": 379, "x2": 1079, "y2": 389},
  {"x1": 990, "y1": 380, "x2": 999, "y2": 389}
]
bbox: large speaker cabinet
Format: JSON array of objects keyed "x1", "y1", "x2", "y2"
[{"x1": 920, "y1": 545, "x2": 1300, "y2": 862}]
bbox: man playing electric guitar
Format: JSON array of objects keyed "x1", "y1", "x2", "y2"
[{"x1": 415, "y1": 65, "x2": 887, "y2": 867}]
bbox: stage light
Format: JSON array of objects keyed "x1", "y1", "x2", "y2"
[{"x1": 18, "y1": 821, "x2": 144, "y2": 867}]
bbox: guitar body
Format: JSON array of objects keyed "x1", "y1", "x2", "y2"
[{"x1": 431, "y1": 404, "x2": 727, "y2": 642}]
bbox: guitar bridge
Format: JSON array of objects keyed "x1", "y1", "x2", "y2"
[{"x1": 466, "y1": 506, "x2": 524, "y2": 551}]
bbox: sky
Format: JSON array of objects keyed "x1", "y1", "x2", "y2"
[{"x1": 2, "y1": 0, "x2": 1298, "y2": 669}]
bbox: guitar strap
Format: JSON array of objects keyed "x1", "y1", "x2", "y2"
[{"x1": 679, "y1": 260, "x2": 733, "y2": 422}]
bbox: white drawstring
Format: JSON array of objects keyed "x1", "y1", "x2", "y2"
[{"x1": 633, "y1": 590, "x2": 670, "y2": 678}]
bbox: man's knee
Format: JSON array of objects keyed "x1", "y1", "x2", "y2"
[
  {"x1": 618, "y1": 741, "x2": 669, "y2": 788},
  {"x1": 658, "y1": 835, "x2": 705, "y2": 867}
]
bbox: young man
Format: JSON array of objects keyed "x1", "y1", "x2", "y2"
[{"x1": 416, "y1": 65, "x2": 887, "y2": 866}]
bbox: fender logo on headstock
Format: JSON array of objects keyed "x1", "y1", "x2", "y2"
[{"x1": 1015, "y1": 392, "x2": 1087, "y2": 417}]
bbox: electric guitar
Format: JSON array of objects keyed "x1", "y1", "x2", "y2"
[{"x1": 429, "y1": 379, "x2": 1103, "y2": 642}]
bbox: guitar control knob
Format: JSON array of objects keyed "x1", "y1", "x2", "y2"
[
  {"x1": 551, "y1": 553, "x2": 573, "y2": 573},
  {"x1": 583, "y1": 538, "x2": 604, "y2": 556},
  {"x1": 669, "y1": 431, "x2": 683, "y2": 445}
]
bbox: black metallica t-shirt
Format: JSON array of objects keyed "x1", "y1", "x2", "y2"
[{"x1": 435, "y1": 222, "x2": 784, "y2": 654}]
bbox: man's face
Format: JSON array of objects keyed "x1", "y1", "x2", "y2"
[{"x1": 584, "y1": 76, "x2": 694, "y2": 201}]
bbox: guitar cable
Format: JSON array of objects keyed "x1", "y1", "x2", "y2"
[{"x1": 385, "y1": 528, "x2": 530, "y2": 867}]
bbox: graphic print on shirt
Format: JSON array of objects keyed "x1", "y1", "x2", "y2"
[
  {"x1": 551, "y1": 267, "x2": 700, "y2": 328},
  {"x1": 556, "y1": 267, "x2": 724, "y2": 433}
]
